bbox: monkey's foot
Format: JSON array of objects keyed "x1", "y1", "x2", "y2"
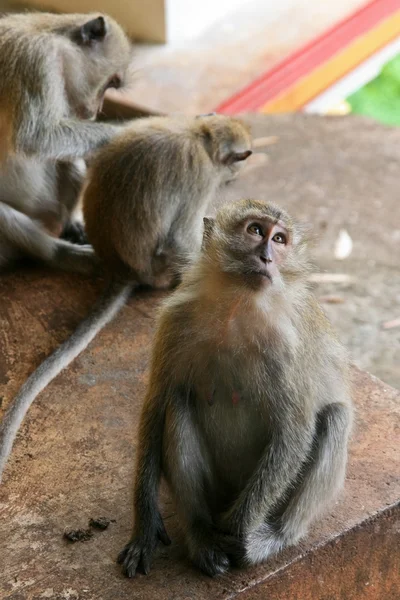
[
  {"x1": 191, "y1": 544, "x2": 230, "y2": 577},
  {"x1": 61, "y1": 221, "x2": 88, "y2": 245},
  {"x1": 188, "y1": 528, "x2": 242, "y2": 577},
  {"x1": 53, "y1": 241, "x2": 102, "y2": 275}
]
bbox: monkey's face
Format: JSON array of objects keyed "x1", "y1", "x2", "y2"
[
  {"x1": 61, "y1": 15, "x2": 132, "y2": 119},
  {"x1": 197, "y1": 115, "x2": 252, "y2": 182},
  {"x1": 231, "y1": 216, "x2": 290, "y2": 288},
  {"x1": 221, "y1": 147, "x2": 253, "y2": 183},
  {"x1": 205, "y1": 200, "x2": 307, "y2": 290}
]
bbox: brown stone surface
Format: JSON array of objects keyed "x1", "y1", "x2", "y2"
[
  {"x1": 1, "y1": 114, "x2": 400, "y2": 598},
  {"x1": 0, "y1": 271, "x2": 399, "y2": 600},
  {"x1": 237, "y1": 506, "x2": 400, "y2": 600}
]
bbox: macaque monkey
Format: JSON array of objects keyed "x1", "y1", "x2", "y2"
[
  {"x1": 0, "y1": 115, "x2": 252, "y2": 482},
  {"x1": 118, "y1": 198, "x2": 353, "y2": 577},
  {"x1": 0, "y1": 11, "x2": 132, "y2": 271},
  {"x1": 0, "y1": 11, "x2": 132, "y2": 160}
]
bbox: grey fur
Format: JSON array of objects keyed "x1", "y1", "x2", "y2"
[{"x1": 0, "y1": 12, "x2": 131, "y2": 159}]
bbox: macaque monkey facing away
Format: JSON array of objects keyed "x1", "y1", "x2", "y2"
[
  {"x1": 0, "y1": 115, "x2": 252, "y2": 481},
  {"x1": 119, "y1": 199, "x2": 353, "y2": 577},
  {"x1": 0, "y1": 12, "x2": 132, "y2": 271}
]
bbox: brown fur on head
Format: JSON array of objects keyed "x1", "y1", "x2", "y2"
[
  {"x1": 55, "y1": 13, "x2": 132, "y2": 119},
  {"x1": 201, "y1": 199, "x2": 312, "y2": 289},
  {"x1": 0, "y1": 12, "x2": 132, "y2": 132},
  {"x1": 193, "y1": 114, "x2": 252, "y2": 180},
  {"x1": 41, "y1": 12, "x2": 132, "y2": 119}
]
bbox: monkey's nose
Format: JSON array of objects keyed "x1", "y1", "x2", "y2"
[{"x1": 260, "y1": 255, "x2": 272, "y2": 264}]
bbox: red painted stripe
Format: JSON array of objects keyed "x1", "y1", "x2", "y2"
[{"x1": 215, "y1": 0, "x2": 400, "y2": 113}]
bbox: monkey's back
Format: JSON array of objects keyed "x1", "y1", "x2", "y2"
[{"x1": 83, "y1": 120, "x2": 215, "y2": 282}]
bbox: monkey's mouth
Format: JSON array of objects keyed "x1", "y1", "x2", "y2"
[
  {"x1": 97, "y1": 75, "x2": 123, "y2": 115},
  {"x1": 101, "y1": 75, "x2": 122, "y2": 99},
  {"x1": 105, "y1": 74, "x2": 122, "y2": 92},
  {"x1": 249, "y1": 269, "x2": 272, "y2": 282}
]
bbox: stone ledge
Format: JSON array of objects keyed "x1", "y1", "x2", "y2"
[{"x1": 0, "y1": 269, "x2": 399, "y2": 600}]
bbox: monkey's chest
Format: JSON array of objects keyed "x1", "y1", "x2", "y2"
[{"x1": 192, "y1": 365, "x2": 272, "y2": 493}]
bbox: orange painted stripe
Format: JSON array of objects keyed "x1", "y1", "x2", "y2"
[{"x1": 261, "y1": 10, "x2": 400, "y2": 113}]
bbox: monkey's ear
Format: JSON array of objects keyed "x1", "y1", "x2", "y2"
[
  {"x1": 202, "y1": 216, "x2": 215, "y2": 248},
  {"x1": 79, "y1": 16, "x2": 107, "y2": 44},
  {"x1": 222, "y1": 150, "x2": 252, "y2": 165}
]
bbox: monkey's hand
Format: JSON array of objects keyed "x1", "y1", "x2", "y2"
[
  {"x1": 117, "y1": 513, "x2": 171, "y2": 577},
  {"x1": 61, "y1": 220, "x2": 89, "y2": 245}
]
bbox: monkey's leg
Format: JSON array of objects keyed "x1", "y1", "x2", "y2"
[
  {"x1": 0, "y1": 201, "x2": 99, "y2": 274},
  {"x1": 245, "y1": 403, "x2": 352, "y2": 565},
  {"x1": 27, "y1": 121, "x2": 121, "y2": 161},
  {"x1": 164, "y1": 402, "x2": 240, "y2": 577},
  {"x1": 118, "y1": 394, "x2": 171, "y2": 578},
  {"x1": 221, "y1": 408, "x2": 315, "y2": 537}
]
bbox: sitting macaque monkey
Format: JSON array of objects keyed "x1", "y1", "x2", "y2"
[
  {"x1": 0, "y1": 115, "x2": 252, "y2": 482},
  {"x1": 0, "y1": 11, "x2": 132, "y2": 271},
  {"x1": 119, "y1": 198, "x2": 353, "y2": 577}
]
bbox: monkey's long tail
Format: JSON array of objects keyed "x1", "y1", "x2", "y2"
[{"x1": 0, "y1": 280, "x2": 133, "y2": 482}]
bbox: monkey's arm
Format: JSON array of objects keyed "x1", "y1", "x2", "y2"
[
  {"x1": 118, "y1": 393, "x2": 171, "y2": 577},
  {"x1": 20, "y1": 120, "x2": 121, "y2": 161},
  {"x1": 221, "y1": 402, "x2": 315, "y2": 536}
]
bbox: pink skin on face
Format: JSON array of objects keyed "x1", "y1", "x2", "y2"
[{"x1": 244, "y1": 217, "x2": 290, "y2": 282}]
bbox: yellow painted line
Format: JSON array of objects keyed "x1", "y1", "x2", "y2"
[{"x1": 261, "y1": 10, "x2": 400, "y2": 113}]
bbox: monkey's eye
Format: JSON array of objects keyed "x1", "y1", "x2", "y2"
[
  {"x1": 247, "y1": 223, "x2": 263, "y2": 237},
  {"x1": 272, "y1": 232, "x2": 287, "y2": 244}
]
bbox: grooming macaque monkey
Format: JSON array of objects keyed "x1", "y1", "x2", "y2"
[
  {"x1": 0, "y1": 12, "x2": 131, "y2": 160},
  {"x1": 0, "y1": 115, "x2": 252, "y2": 481},
  {"x1": 118, "y1": 199, "x2": 353, "y2": 577},
  {"x1": 0, "y1": 11, "x2": 132, "y2": 271}
]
